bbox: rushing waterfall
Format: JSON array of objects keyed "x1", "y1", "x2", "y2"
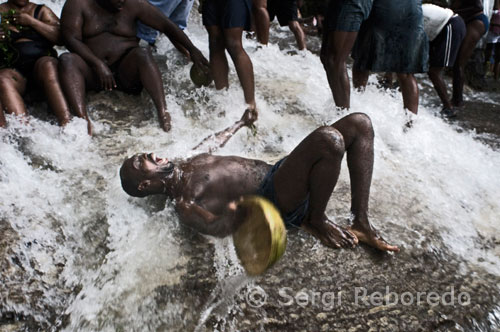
[{"x1": 1, "y1": 1, "x2": 499, "y2": 331}]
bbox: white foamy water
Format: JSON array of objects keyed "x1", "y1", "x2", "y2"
[{"x1": 0, "y1": 1, "x2": 499, "y2": 330}]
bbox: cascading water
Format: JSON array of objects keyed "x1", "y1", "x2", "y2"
[{"x1": 1, "y1": 1, "x2": 499, "y2": 331}]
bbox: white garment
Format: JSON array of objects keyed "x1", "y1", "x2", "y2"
[{"x1": 422, "y1": 4, "x2": 455, "y2": 41}]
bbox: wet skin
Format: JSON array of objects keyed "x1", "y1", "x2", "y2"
[
  {"x1": 120, "y1": 113, "x2": 399, "y2": 252},
  {"x1": 59, "y1": 0, "x2": 210, "y2": 134},
  {"x1": 0, "y1": 1, "x2": 71, "y2": 127}
]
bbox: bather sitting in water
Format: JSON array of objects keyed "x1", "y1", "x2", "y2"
[
  {"x1": 0, "y1": 0, "x2": 72, "y2": 128},
  {"x1": 119, "y1": 112, "x2": 399, "y2": 252},
  {"x1": 58, "y1": 0, "x2": 210, "y2": 134}
]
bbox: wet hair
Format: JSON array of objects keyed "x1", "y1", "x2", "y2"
[{"x1": 119, "y1": 158, "x2": 148, "y2": 198}]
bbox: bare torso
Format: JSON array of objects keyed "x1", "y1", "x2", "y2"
[
  {"x1": 175, "y1": 154, "x2": 272, "y2": 216},
  {"x1": 78, "y1": 0, "x2": 140, "y2": 65}
]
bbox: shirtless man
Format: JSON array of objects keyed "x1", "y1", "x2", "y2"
[
  {"x1": 120, "y1": 112, "x2": 399, "y2": 251},
  {"x1": 59, "y1": 0, "x2": 209, "y2": 134}
]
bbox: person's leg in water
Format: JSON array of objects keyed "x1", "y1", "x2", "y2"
[
  {"x1": 494, "y1": 42, "x2": 500, "y2": 80},
  {"x1": 253, "y1": 0, "x2": 270, "y2": 45},
  {"x1": 273, "y1": 113, "x2": 399, "y2": 251},
  {"x1": 321, "y1": 31, "x2": 359, "y2": 109},
  {"x1": 0, "y1": 69, "x2": 27, "y2": 120},
  {"x1": 452, "y1": 19, "x2": 486, "y2": 107},
  {"x1": 223, "y1": 27, "x2": 256, "y2": 112},
  {"x1": 58, "y1": 53, "x2": 101, "y2": 135},
  {"x1": 207, "y1": 25, "x2": 230, "y2": 89},
  {"x1": 0, "y1": 101, "x2": 5, "y2": 127},
  {"x1": 332, "y1": 113, "x2": 398, "y2": 251},
  {"x1": 288, "y1": 20, "x2": 307, "y2": 50},
  {"x1": 115, "y1": 47, "x2": 171, "y2": 132},
  {"x1": 428, "y1": 67, "x2": 454, "y2": 112},
  {"x1": 34, "y1": 56, "x2": 71, "y2": 126},
  {"x1": 397, "y1": 73, "x2": 419, "y2": 114}
]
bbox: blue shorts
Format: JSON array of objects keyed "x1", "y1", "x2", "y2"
[
  {"x1": 471, "y1": 13, "x2": 490, "y2": 35},
  {"x1": 257, "y1": 158, "x2": 309, "y2": 228},
  {"x1": 202, "y1": 0, "x2": 252, "y2": 30},
  {"x1": 325, "y1": 0, "x2": 374, "y2": 32},
  {"x1": 137, "y1": 0, "x2": 194, "y2": 44}
]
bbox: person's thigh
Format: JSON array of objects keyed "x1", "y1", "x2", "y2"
[
  {"x1": 59, "y1": 52, "x2": 101, "y2": 91},
  {"x1": 114, "y1": 48, "x2": 152, "y2": 93},
  {"x1": 273, "y1": 126, "x2": 344, "y2": 211},
  {"x1": 0, "y1": 68, "x2": 26, "y2": 96}
]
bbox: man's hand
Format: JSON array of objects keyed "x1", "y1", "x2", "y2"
[
  {"x1": 240, "y1": 108, "x2": 258, "y2": 128},
  {"x1": 93, "y1": 60, "x2": 116, "y2": 91},
  {"x1": 190, "y1": 48, "x2": 210, "y2": 75},
  {"x1": 158, "y1": 111, "x2": 172, "y2": 132}
]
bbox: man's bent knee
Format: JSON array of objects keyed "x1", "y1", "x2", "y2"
[
  {"x1": 312, "y1": 126, "x2": 345, "y2": 156},
  {"x1": 348, "y1": 112, "x2": 373, "y2": 137}
]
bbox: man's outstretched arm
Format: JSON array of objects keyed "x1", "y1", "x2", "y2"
[
  {"x1": 192, "y1": 108, "x2": 258, "y2": 153},
  {"x1": 175, "y1": 199, "x2": 246, "y2": 237}
]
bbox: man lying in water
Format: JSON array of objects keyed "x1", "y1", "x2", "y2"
[
  {"x1": 59, "y1": 0, "x2": 210, "y2": 134},
  {"x1": 119, "y1": 112, "x2": 399, "y2": 251}
]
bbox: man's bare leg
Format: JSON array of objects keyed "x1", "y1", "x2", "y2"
[
  {"x1": 332, "y1": 113, "x2": 399, "y2": 251},
  {"x1": 34, "y1": 57, "x2": 71, "y2": 126},
  {"x1": 321, "y1": 30, "x2": 358, "y2": 109},
  {"x1": 59, "y1": 53, "x2": 100, "y2": 135},
  {"x1": 223, "y1": 27, "x2": 257, "y2": 111},
  {"x1": 352, "y1": 68, "x2": 369, "y2": 90},
  {"x1": 207, "y1": 25, "x2": 230, "y2": 90},
  {"x1": 428, "y1": 67, "x2": 453, "y2": 111},
  {"x1": 116, "y1": 47, "x2": 171, "y2": 132},
  {"x1": 289, "y1": 20, "x2": 306, "y2": 50},
  {"x1": 452, "y1": 19, "x2": 485, "y2": 107},
  {"x1": 253, "y1": 0, "x2": 270, "y2": 45},
  {"x1": 273, "y1": 124, "x2": 357, "y2": 249},
  {"x1": 0, "y1": 69, "x2": 27, "y2": 118},
  {"x1": 397, "y1": 73, "x2": 419, "y2": 114}
]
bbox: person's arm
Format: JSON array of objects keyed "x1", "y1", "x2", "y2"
[
  {"x1": 136, "y1": 0, "x2": 209, "y2": 72},
  {"x1": 192, "y1": 108, "x2": 258, "y2": 153},
  {"x1": 12, "y1": 5, "x2": 62, "y2": 45},
  {"x1": 61, "y1": 0, "x2": 116, "y2": 91},
  {"x1": 175, "y1": 198, "x2": 246, "y2": 237}
]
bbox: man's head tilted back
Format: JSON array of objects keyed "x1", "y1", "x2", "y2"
[{"x1": 120, "y1": 153, "x2": 175, "y2": 197}]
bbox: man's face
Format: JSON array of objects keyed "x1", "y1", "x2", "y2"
[{"x1": 131, "y1": 153, "x2": 173, "y2": 176}]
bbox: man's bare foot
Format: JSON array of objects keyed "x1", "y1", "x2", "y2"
[
  {"x1": 302, "y1": 219, "x2": 358, "y2": 249},
  {"x1": 348, "y1": 222, "x2": 399, "y2": 252}
]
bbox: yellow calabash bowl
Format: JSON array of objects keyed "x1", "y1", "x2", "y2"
[{"x1": 233, "y1": 195, "x2": 287, "y2": 276}]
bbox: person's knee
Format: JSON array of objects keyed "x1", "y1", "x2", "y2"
[
  {"x1": 0, "y1": 73, "x2": 14, "y2": 90},
  {"x1": 224, "y1": 37, "x2": 244, "y2": 56},
  {"x1": 312, "y1": 126, "x2": 345, "y2": 157},
  {"x1": 133, "y1": 47, "x2": 154, "y2": 63},
  {"x1": 348, "y1": 112, "x2": 374, "y2": 138},
  {"x1": 288, "y1": 21, "x2": 300, "y2": 32},
  {"x1": 58, "y1": 53, "x2": 80, "y2": 72}
]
